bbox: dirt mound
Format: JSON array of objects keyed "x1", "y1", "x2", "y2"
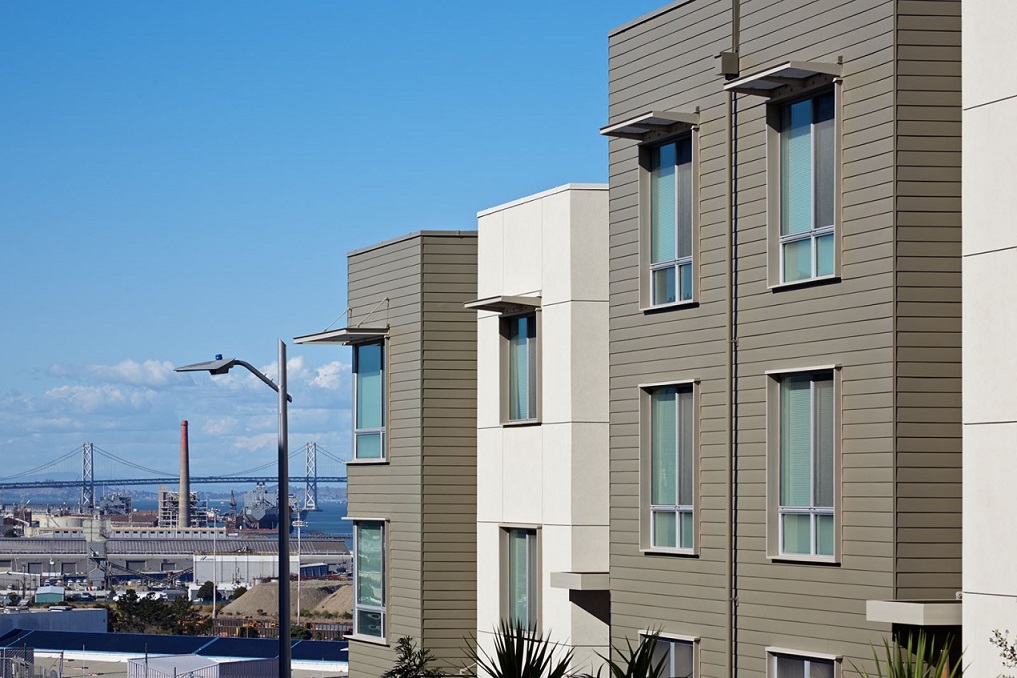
[{"x1": 220, "y1": 581, "x2": 351, "y2": 619}]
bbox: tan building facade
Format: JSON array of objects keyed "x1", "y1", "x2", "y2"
[
  {"x1": 602, "y1": 1, "x2": 961, "y2": 675},
  {"x1": 296, "y1": 231, "x2": 478, "y2": 677}
]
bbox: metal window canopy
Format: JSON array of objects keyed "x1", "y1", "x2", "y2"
[
  {"x1": 464, "y1": 295, "x2": 541, "y2": 314},
  {"x1": 600, "y1": 110, "x2": 699, "y2": 140},
  {"x1": 865, "y1": 599, "x2": 962, "y2": 626},
  {"x1": 293, "y1": 327, "x2": 389, "y2": 346},
  {"x1": 723, "y1": 60, "x2": 842, "y2": 96}
]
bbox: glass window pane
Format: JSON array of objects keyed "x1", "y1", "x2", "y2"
[
  {"x1": 678, "y1": 388, "x2": 694, "y2": 505},
  {"x1": 816, "y1": 233, "x2": 834, "y2": 277},
  {"x1": 679, "y1": 511, "x2": 694, "y2": 550},
  {"x1": 508, "y1": 316, "x2": 534, "y2": 420},
  {"x1": 653, "y1": 267, "x2": 677, "y2": 305},
  {"x1": 652, "y1": 511, "x2": 677, "y2": 549},
  {"x1": 356, "y1": 523, "x2": 384, "y2": 607},
  {"x1": 356, "y1": 610, "x2": 383, "y2": 638},
  {"x1": 679, "y1": 263, "x2": 693, "y2": 301},
  {"x1": 814, "y1": 375, "x2": 834, "y2": 508},
  {"x1": 782, "y1": 513, "x2": 813, "y2": 555},
  {"x1": 780, "y1": 375, "x2": 812, "y2": 507},
  {"x1": 777, "y1": 655, "x2": 805, "y2": 678},
  {"x1": 816, "y1": 514, "x2": 834, "y2": 557},
  {"x1": 651, "y1": 143, "x2": 677, "y2": 263},
  {"x1": 676, "y1": 138, "x2": 693, "y2": 260},
  {"x1": 672, "y1": 641, "x2": 694, "y2": 677},
  {"x1": 355, "y1": 432, "x2": 383, "y2": 460},
  {"x1": 783, "y1": 238, "x2": 813, "y2": 283},
  {"x1": 814, "y1": 93, "x2": 835, "y2": 230},
  {"x1": 781, "y1": 100, "x2": 813, "y2": 236},
  {"x1": 651, "y1": 388, "x2": 677, "y2": 505},
  {"x1": 810, "y1": 659, "x2": 835, "y2": 678},
  {"x1": 355, "y1": 344, "x2": 383, "y2": 430},
  {"x1": 507, "y1": 529, "x2": 533, "y2": 627},
  {"x1": 651, "y1": 641, "x2": 671, "y2": 677}
]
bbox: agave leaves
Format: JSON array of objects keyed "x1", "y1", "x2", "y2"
[
  {"x1": 852, "y1": 630, "x2": 962, "y2": 678},
  {"x1": 594, "y1": 630, "x2": 672, "y2": 678},
  {"x1": 464, "y1": 620, "x2": 573, "y2": 678}
]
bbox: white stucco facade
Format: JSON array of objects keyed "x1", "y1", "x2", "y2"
[
  {"x1": 473, "y1": 184, "x2": 610, "y2": 673},
  {"x1": 962, "y1": 3, "x2": 1017, "y2": 674}
]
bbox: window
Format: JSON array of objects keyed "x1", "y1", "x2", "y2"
[
  {"x1": 648, "y1": 138, "x2": 694, "y2": 305},
  {"x1": 353, "y1": 343, "x2": 385, "y2": 459},
  {"x1": 354, "y1": 521, "x2": 385, "y2": 638},
  {"x1": 777, "y1": 371, "x2": 835, "y2": 558},
  {"x1": 777, "y1": 91, "x2": 836, "y2": 284},
  {"x1": 503, "y1": 528, "x2": 538, "y2": 629},
  {"x1": 505, "y1": 314, "x2": 538, "y2": 422},
  {"x1": 651, "y1": 637, "x2": 695, "y2": 678},
  {"x1": 771, "y1": 653, "x2": 835, "y2": 678},
  {"x1": 648, "y1": 385, "x2": 695, "y2": 551}
]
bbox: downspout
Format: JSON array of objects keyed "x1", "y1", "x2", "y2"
[{"x1": 725, "y1": 2, "x2": 740, "y2": 678}]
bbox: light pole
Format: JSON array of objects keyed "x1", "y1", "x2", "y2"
[{"x1": 175, "y1": 340, "x2": 292, "y2": 677}]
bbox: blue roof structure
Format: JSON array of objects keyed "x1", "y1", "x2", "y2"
[{"x1": 0, "y1": 629, "x2": 348, "y2": 662}]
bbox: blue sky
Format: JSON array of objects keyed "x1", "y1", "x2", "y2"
[{"x1": 0, "y1": 1, "x2": 663, "y2": 480}]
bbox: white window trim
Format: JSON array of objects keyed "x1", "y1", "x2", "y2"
[
  {"x1": 639, "y1": 128, "x2": 701, "y2": 312},
  {"x1": 765, "y1": 366, "x2": 842, "y2": 563},
  {"x1": 352, "y1": 341, "x2": 387, "y2": 462},
  {"x1": 639, "y1": 378, "x2": 700, "y2": 556},
  {"x1": 766, "y1": 81, "x2": 843, "y2": 290},
  {"x1": 767, "y1": 647, "x2": 842, "y2": 678},
  {"x1": 352, "y1": 519, "x2": 387, "y2": 641}
]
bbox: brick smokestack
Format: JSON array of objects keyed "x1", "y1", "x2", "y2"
[{"x1": 179, "y1": 420, "x2": 191, "y2": 528}]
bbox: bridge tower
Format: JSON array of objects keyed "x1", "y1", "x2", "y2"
[
  {"x1": 81, "y1": 442, "x2": 95, "y2": 514},
  {"x1": 304, "y1": 442, "x2": 318, "y2": 511}
]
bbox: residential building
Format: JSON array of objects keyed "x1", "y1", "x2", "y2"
[
  {"x1": 601, "y1": 1, "x2": 960, "y2": 675},
  {"x1": 961, "y1": 1, "x2": 1017, "y2": 674},
  {"x1": 469, "y1": 185, "x2": 610, "y2": 674},
  {"x1": 295, "y1": 231, "x2": 478, "y2": 677}
]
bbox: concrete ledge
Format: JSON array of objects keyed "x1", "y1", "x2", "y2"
[
  {"x1": 549, "y1": 572, "x2": 609, "y2": 591},
  {"x1": 865, "y1": 599, "x2": 962, "y2": 626}
]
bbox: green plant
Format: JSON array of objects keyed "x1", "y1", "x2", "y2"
[
  {"x1": 852, "y1": 630, "x2": 961, "y2": 678},
  {"x1": 464, "y1": 620, "x2": 572, "y2": 678},
  {"x1": 231, "y1": 585, "x2": 247, "y2": 600},
  {"x1": 382, "y1": 636, "x2": 444, "y2": 678},
  {"x1": 590, "y1": 631, "x2": 670, "y2": 678}
]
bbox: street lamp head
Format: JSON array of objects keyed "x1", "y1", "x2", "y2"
[{"x1": 174, "y1": 357, "x2": 237, "y2": 376}]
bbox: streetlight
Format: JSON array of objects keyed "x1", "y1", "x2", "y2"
[{"x1": 175, "y1": 340, "x2": 293, "y2": 677}]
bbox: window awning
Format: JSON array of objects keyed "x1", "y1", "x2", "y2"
[
  {"x1": 723, "y1": 60, "x2": 841, "y2": 96},
  {"x1": 464, "y1": 295, "x2": 541, "y2": 314},
  {"x1": 865, "y1": 599, "x2": 961, "y2": 626},
  {"x1": 600, "y1": 110, "x2": 699, "y2": 140},
  {"x1": 549, "y1": 571, "x2": 609, "y2": 591},
  {"x1": 293, "y1": 327, "x2": 388, "y2": 346}
]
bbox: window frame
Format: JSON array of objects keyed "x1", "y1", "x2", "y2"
[
  {"x1": 766, "y1": 81, "x2": 843, "y2": 289},
  {"x1": 643, "y1": 631, "x2": 699, "y2": 678},
  {"x1": 765, "y1": 366, "x2": 841, "y2": 563},
  {"x1": 639, "y1": 127, "x2": 701, "y2": 311},
  {"x1": 500, "y1": 311, "x2": 542, "y2": 425},
  {"x1": 639, "y1": 379, "x2": 700, "y2": 555},
  {"x1": 767, "y1": 648, "x2": 841, "y2": 678},
  {"x1": 351, "y1": 340, "x2": 387, "y2": 463},
  {"x1": 500, "y1": 526, "x2": 540, "y2": 630},
  {"x1": 352, "y1": 519, "x2": 387, "y2": 642}
]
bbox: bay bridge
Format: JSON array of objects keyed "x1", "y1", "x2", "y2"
[{"x1": 0, "y1": 442, "x2": 347, "y2": 512}]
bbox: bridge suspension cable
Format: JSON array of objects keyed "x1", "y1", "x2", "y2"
[
  {"x1": 93, "y1": 445, "x2": 176, "y2": 478},
  {"x1": 0, "y1": 445, "x2": 83, "y2": 481}
]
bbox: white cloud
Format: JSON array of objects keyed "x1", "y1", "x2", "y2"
[
  {"x1": 202, "y1": 417, "x2": 239, "y2": 436},
  {"x1": 49, "y1": 360, "x2": 181, "y2": 388},
  {"x1": 232, "y1": 432, "x2": 278, "y2": 452},
  {"x1": 309, "y1": 361, "x2": 348, "y2": 390}
]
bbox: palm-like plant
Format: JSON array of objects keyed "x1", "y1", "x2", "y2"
[
  {"x1": 463, "y1": 620, "x2": 573, "y2": 678},
  {"x1": 852, "y1": 630, "x2": 961, "y2": 678},
  {"x1": 595, "y1": 631, "x2": 671, "y2": 678},
  {"x1": 382, "y1": 636, "x2": 444, "y2": 678}
]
